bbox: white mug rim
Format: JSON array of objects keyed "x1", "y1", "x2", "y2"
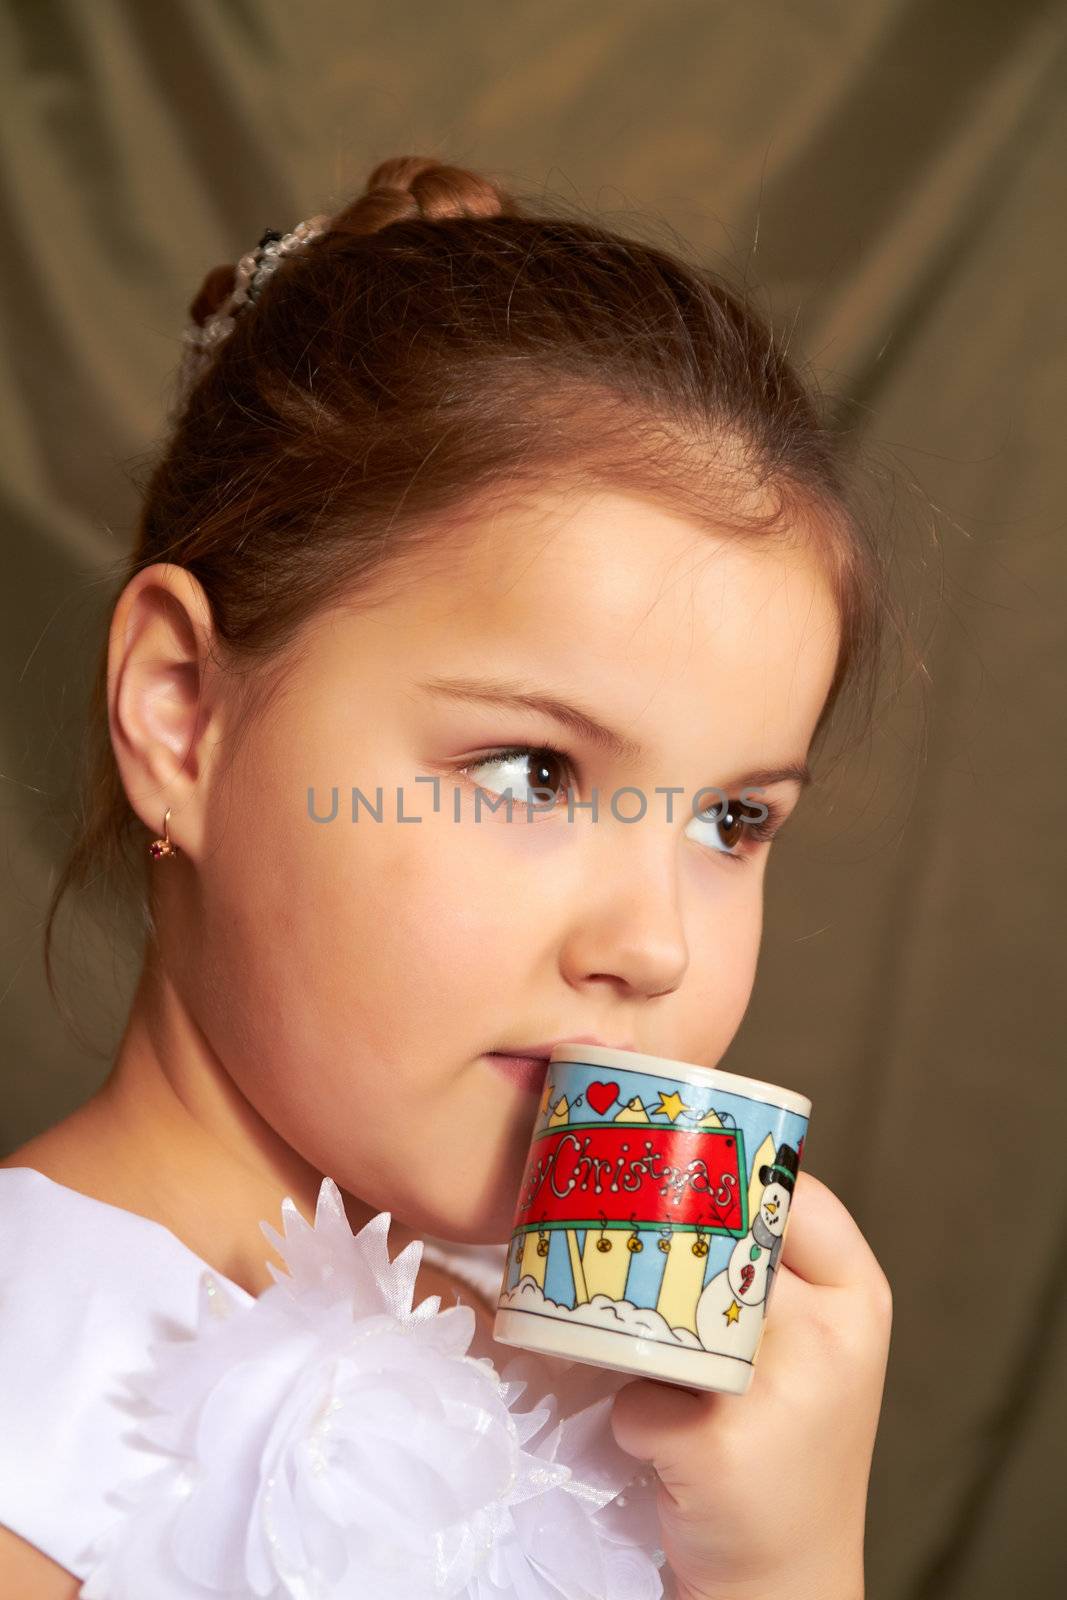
[{"x1": 548, "y1": 1043, "x2": 811, "y2": 1118}]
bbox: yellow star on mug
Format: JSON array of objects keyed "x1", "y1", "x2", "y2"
[
  {"x1": 656, "y1": 1089, "x2": 692, "y2": 1122},
  {"x1": 723, "y1": 1298, "x2": 742, "y2": 1325}
]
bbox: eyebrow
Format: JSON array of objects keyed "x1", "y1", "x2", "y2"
[{"x1": 418, "y1": 674, "x2": 814, "y2": 790}]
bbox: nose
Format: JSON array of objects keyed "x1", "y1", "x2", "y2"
[{"x1": 558, "y1": 823, "x2": 690, "y2": 1000}]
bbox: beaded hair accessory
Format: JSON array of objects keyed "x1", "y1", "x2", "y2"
[{"x1": 173, "y1": 213, "x2": 332, "y2": 414}]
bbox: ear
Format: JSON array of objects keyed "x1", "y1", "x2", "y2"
[{"x1": 107, "y1": 563, "x2": 225, "y2": 862}]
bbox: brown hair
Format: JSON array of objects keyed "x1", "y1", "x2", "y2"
[{"x1": 43, "y1": 153, "x2": 912, "y2": 1022}]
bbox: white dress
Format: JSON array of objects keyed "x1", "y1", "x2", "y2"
[{"x1": 0, "y1": 1167, "x2": 669, "y2": 1598}]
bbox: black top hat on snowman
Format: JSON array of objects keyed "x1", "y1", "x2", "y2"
[{"x1": 758, "y1": 1142, "x2": 800, "y2": 1195}]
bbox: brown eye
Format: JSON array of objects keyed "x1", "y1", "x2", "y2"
[
  {"x1": 525, "y1": 748, "x2": 569, "y2": 806},
  {"x1": 459, "y1": 745, "x2": 572, "y2": 811},
  {"x1": 689, "y1": 794, "x2": 772, "y2": 863},
  {"x1": 716, "y1": 798, "x2": 749, "y2": 850}
]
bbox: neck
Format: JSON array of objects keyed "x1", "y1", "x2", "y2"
[{"x1": 41, "y1": 946, "x2": 423, "y2": 1295}]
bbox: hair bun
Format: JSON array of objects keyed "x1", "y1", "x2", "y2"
[
  {"x1": 188, "y1": 261, "x2": 238, "y2": 329},
  {"x1": 336, "y1": 154, "x2": 522, "y2": 238},
  {"x1": 185, "y1": 156, "x2": 517, "y2": 325}
]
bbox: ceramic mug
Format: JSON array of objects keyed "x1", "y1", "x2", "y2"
[{"x1": 492, "y1": 1044, "x2": 811, "y2": 1395}]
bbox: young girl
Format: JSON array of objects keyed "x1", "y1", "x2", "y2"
[{"x1": 0, "y1": 154, "x2": 895, "y2": 1599}]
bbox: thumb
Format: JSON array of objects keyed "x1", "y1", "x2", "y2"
[{"x1": 609, "y1": 1373, "x2": 727, "y2": 1476}]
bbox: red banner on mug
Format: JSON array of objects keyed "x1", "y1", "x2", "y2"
[{"x1": 513, "y1": 1122, "x2": 749, "y2": 1235}]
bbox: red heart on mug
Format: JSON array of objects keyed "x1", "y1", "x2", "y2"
[{"x1": 587, "y1": 1080, "x2": 620, "y2": 1116}]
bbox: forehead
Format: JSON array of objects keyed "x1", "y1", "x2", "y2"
[
  {"x1": 418, "y1": 483, "x2": 832, "y2": 635},
  {"x1": 340, "y1": 484, "x2": 841, "y2": 770}
]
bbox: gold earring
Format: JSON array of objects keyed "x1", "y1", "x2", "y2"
[{"x1": 148, "y1": 808, "x2": 179, "y2": 861}]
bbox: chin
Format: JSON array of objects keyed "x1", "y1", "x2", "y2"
[{"x1": 403, "y1": 1185, "x2": 516, "y2": 1248}]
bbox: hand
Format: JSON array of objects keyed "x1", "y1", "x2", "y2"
[{"x1": 609, "y1": 1172, "x2": 892, "y2": 1600}]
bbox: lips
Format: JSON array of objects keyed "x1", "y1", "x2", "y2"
[
  {"x1": 488, "y1": 1033, "x2": 636, "y2": 1059},
  {"x1": 484, "y1": 1052, "x2": 552, "y2": 1095}
]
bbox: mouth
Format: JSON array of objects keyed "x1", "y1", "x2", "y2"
[
  {"x1": 487, "y1": 1033, "x2": 636, "y2": 1060},
  {"x1": 483, "y1": 1035, "x2": 637, "y2": 1094},
  {"x1": 482, "y1": 1052, "x2": 552, "y2": 1094}
]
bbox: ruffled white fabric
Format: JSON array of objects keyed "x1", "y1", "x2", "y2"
[{"x1": 77, "y1": 1179, "x2": 668, "y2": 1599}]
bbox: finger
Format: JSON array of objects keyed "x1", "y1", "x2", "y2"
[
  {"x1": 609, "y1": 1375, "x2": 729, "y2": 1470},
  {"x1": 780, "y1": 1171, "x2": 884, "y2": 1291}
]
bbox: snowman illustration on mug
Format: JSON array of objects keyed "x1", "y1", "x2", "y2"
[{"x1": 694, "y1": 1142, "x2": 799, "y2": 1361}]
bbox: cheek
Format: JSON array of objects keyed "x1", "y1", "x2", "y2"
[
  {"x1": 195, "y1": 797, "x2": 567, "y2": 1103},
  {"x1": 336, "y1": 802, "x2": 570, "y2": 986},
  {"x1": 679, "y1": 867, "x2": 765, "y2": 1057}
]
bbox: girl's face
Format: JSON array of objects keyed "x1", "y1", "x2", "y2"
[{"x1": 171, "y1": 485, "x2": 840, "y2": 1243}]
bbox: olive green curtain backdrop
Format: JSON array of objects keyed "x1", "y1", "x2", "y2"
[{"x1": 1, "y1": 3, "x2": 1064, "y2": 1596}]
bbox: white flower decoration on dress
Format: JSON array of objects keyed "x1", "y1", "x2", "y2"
[{"x1": 78, "y1": 1179, "x2": 667, "y2": 1599}]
